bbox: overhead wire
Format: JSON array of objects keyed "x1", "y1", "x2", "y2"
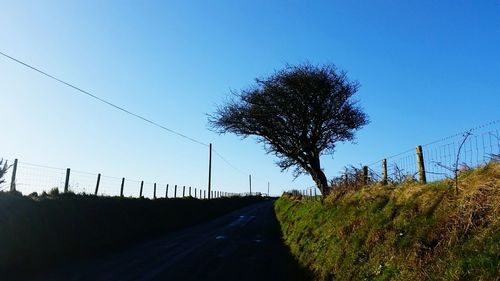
[
  {"x1": 0, "y1": 51, "x2": 208, "y2": 147},
  {"x1": 0, "y1": 51, "x2": 253, "y2": 177}
]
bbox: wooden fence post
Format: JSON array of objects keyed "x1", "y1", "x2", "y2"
[
  {"x1": 416, "y1": 145, "x2": 427, "y2": 184},
  {"x1": 174, "y1": 185, "x2": 177, "y2": 198},
  {"x1": 204, "y1": 190, "x2": 206, "y2": 199},
  {"x1": 10, "y1": 159, "x2": 18, "y2": 192},
  {"x1": 94, "y1": 173, "x2": 101, "y2": 195},
  {"x1": 140, "y1": 181, "x2": 144, "y2": 198},
  {"x1": 189, "y1": 186, "x2": 191, "y2": 197},
  {"x1": 362, "y1": 166, "x2": 368, "y2": 185},
  {"x1": 194, "y1": 188, "x2": 197, "y2": 198},
  {"x1": 166, "y1": 184, "x2": 169, "y2": 198},
  {"x1": 382, "y1": 159, "x2": 388, "y2": 185},
  {"x1": 154, "y1": 183, "x2": 157, "y2": 199},
  {"x1": 64, "y1": 168, "x2": 71, "y2": 193},
  {"x1": 120, "y1": 177, "x2": 125, "y2": 197},
  {"x1": 182, "y1": 186, "x2": 185, "y2": 197}
]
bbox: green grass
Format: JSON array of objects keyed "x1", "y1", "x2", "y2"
[
  {"x1": 275, "y1": 162, "x2": 500, "y2": 281},
  {"x1": 0, "y1": 192, "x2": 264, "y2": 275}
]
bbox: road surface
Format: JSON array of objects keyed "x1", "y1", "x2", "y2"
[{"x1": 26, "y1": 200, "x2": 307, "y2": 281}]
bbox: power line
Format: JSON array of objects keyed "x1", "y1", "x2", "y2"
[
  {"x1": 0, "y1": 51, "x2": 208, "y2": 147},
  {"x1": 0, "y1": 51, "x2": 251, "y2": 178},
  {"x1": 212, "y1": 148, "x2": 246, "y2": 175}
]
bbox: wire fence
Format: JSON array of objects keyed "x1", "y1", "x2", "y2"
[
  {"x1": 289, "y1": 120, "x2": 500, "y2": 196},
  {"x1": 366, "y1": 120, "x2": 499, "y2": 183},
  {"x1": 0, "y1": 160, "x2": 242, "y2": 199}
]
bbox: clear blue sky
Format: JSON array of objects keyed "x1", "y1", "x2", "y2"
[{"x1": 1, "y1": 1, "x2": 499, "y2": 196}]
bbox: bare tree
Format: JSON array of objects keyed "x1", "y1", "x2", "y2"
[{"x1": 209, "y1": 64, "x2": 368, "y2": 196}]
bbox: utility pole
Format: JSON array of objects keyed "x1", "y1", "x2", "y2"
[
  {"x1": 208, "y1": 143, "x2": 212, "y2": 199},
  {"x1": 267, "y1": 182, "x2": 270, "y2": 197},
  {"x1": 249, "y1": 174, "x2": 252, "y2": 196}
]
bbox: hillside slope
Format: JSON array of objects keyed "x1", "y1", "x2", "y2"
[{"x1": 275, "y1": 162, "x2": 499, "y2": 280}]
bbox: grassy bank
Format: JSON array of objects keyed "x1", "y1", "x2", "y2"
[
  {"x1": 275, "y1": 162, "x2": 499, "y2": 280},
  {"x1": 0, "y1": 192, "x2": 264, "y2": 275}
]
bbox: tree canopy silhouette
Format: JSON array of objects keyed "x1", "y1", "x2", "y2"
[{"x1": 209, "y1": 64, "x2": 368, "y2": 195}]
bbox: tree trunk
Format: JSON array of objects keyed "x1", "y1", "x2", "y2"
[{"x1": 308, "y1": 156, "x2": 329, "y2": 196}]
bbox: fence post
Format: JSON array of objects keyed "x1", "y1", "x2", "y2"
[
  {"x1": 166, "y1": 184, "x2": 169, "y2": 198},
  {"x1": 416, "y1": 145, "x2": 427, "y2": 184},
  {"x1": 204, "y1": 190, "x2": 206, "y2": 199},
  {"x1": 189, "y1": 186, "x2": 191, "y2": 197},
  {"x1": 120, "y1": 178, "x2": 125, "y2": 197},
  {"x1": 140, "y1": 181, "x2": 144, "y2": 198},
  {"x1": 200, "y1": 189, "x2": 202, "y2": 198},
  {"x1": 382, "y1": 159, "x2": 388, "y2": 185},
  {"x1": 154, "y1": 183, "x2": 157, "y2": 199},
  {"x1": 94, "y1": 173, "x2": 101, "y2": 195},
  {"x1": 362, "y1": 166, "x2": 368, "y2": 185},
  {"x1": 174, "y1": 185, "x2": 177, "y2": 198},
  {"x1": 10, "y1": 159, "x2": 18, "y2": 192},
  {"x1": 182, "y1": 186, "x2": 185, "y2": 197},
  {"x1": 64, "y1": 168, "x2": 71, "y2": 193}
]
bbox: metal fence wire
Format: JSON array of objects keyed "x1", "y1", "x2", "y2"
[
  {"x1": 367, "y1": 121, "x2": 499, "y2": 183},
  {"x1": 1, "y1": 159, "x2": 236, "y2": 199}
]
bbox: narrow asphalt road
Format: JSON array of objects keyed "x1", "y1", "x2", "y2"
[{"x1": 27, "y1": 200, "x2": 307, "y2": 281}]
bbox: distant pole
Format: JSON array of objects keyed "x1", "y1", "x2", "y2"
[
  {"x1": 94, "y1": 173, "x2": 101, "y2": 195},
  {"x1": 140, "y1": 181, "x2": 144, "y2": 198},
  {"x1": 249, "y1": 174, "x2": 252, "y2": 196},
  {"x1": 174, "y1": 185, "x2": 177, "y2": 198},
  {"x1": 194, "y1": 188, "x2": 197, "y2": 198},
  {"x1": 204, "y1": 190, "x2": 206, "y2": 199},
  {"x1": 267, "y1": 182, "x2": 270, "y2": 197},
  {"x1": 166, "y1": 184, "x2": 169, "y2": 198},
  {"x1": 64, "y1": 168, "x2": 71, "y2": 193},
  {"x1": 183, "y1": 186, "x2": 185, "y2": 197},
  {"x1": 382, "y1": 159, "x2": 388, "y2": 185},
  {"x1": 154, "y1": 183, "x2": 157, "y2": 199},
  {"x1": 416, "y1": 145, "x2": 427, "y2": 184},
  {"x1": 10, "y1": 159, "x2": 18, "y2": 192},
  {"x1": 189, "y1": 186, "x2": 191, "y2": 197},
  {"x1": 208, "y1": 143, "x2": 212, "y2": 199},
  {"x1": 120, "y1": 177, "x2": 125, "y2": 197}
]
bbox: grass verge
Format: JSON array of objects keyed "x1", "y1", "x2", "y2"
[
  {"x1": 0, "y1": 193, "x2": 264, "y2": 276},
  {"x1": 275, "y1": 162, "x2": 499, "y2": 280}
]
